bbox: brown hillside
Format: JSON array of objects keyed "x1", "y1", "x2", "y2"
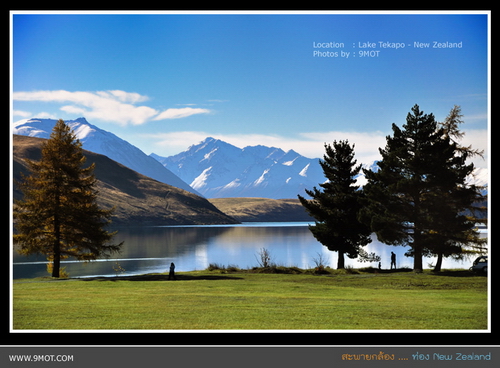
[
  {"x1": 12, "y1": 135, "x2": 239, "y2": 226},
  {"x1": 208, "y1": 197, "x2": 313, "y2": 222}
]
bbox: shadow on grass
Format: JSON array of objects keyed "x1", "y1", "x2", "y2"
[
  {"x1": 358, "y1": 267, "x2": 413, "y2": 274},
  {"x1": 360, "y1": 267, "x2": 484, "y2": 277},
  {"x1": 430, "y1": 270, "x2": 486, "y2": 277},
  {"x1": 80, "y1": 273, "x2": 244, "y2": 282}
]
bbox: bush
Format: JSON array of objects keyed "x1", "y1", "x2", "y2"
[
  {"x1": 207, "y1": 263, "x2": 241, "y2": 273},
  {"x1": 255, "y1": 248, "x2": 274, "y2": 268},
  {"x1": 251, "y1": 265, "x2": 303, "y2": 274},
  {"x1": 311, "y1": 252, "x2": 331, "y2": 274},
  {"x1": 207, "y1": 263, "x2": 224, "y2": 271},
  {"x1": 226, "y1": 264, "x2": 240, "y2": 272}
]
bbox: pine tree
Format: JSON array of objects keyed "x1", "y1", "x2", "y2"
[
  {"x1": 361, "y1": 105, "x2": 445, "y2": 272},
  {"x1": 427, "y1": 105, "x2": 487, "y2": 271},
  {"x1": 14, "y1": 119, "x2": 123, "y2": 277},
  {"x1": 361, "y1": 104, "x2": 486, "y2": 272},
  {"x1": 298, "y1": 140, "x2": 372, "y2": 269}
]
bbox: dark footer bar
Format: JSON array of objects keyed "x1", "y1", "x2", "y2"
[{"x1": 2, "y1": 346, "x2": 499, "y2": 367}]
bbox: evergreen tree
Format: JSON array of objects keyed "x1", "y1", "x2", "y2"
[
  {"x1": 361, "y1": 104, "x2": 486, "y2": 272},
  {"x1": 298, "y1": 140, "x2": 371, "y2": 269},
  {"x1": 427, "y1": 106, "x2": 487, "y2": 271},
  {"x1": 440, "y1": 105, "x2": 484, "y2": 159},
  {"x1": 14, "y1": 119, "x2": 123, "y2": 277}
]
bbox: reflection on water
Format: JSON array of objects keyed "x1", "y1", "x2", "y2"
[{"x1": 12, "y1": 223, "x2": 487, "y2": 279}]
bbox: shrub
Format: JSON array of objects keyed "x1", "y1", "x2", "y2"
[
  {"x1": 251, "y1": 265, "x2": 303, "y2": 274},
  {"x1": 207, "y1": 263, "x2": 241, "y2": 273},
  {"x1": 312, "y1": 252, "x2": 331, "y2": 274},
  {"x1": 226, "y1": 264, "x2": 240, "y2": 272},
  {"x1": 255, "y1": 248, "x2": 274, "y2": 268},
  {"x1": 207, "y1": 263, "x2": 224, "y2": 271}
]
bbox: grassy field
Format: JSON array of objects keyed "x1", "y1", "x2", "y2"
[{"x1": 12, "y1": 268, "x2": 488, "y2": 330}]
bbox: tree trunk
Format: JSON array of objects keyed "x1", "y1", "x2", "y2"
[
  {"x1": 52, "y1": 197, "x2": 61, "y2": 278},
  {"x1": 434, "y1": 253, "x2": 443, "y2": 273},
  {"x1": 52, "y1": 244, "x2": 61, "y2": 278},
  {"x1": 413, "y1": 246, "x2": 423, "y2": 273},
  {"x1": 337, "y1": 251, "x2": 345, "y2": 269},
  {"x1": 412, "y1": 227, "x2": 424, "y2": 273}
]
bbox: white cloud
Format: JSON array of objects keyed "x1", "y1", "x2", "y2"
[
  {"x1": 12, "y1": 90, "x2": 212, "y2": 126},
  {"x1": 147, "y1": 131, "x2": 214, "y2": 153},
  {"x1": 98, "y1": 90, "x2": 149, "y2": 104},
  {"x1": 60, "y1": 105, "x2": 87, "y2": 115},
  {"x1": 458, "y1": 128, "x2": 489, "y2": 169},
  {"x1": 12, "y1": 110, "x2": 32, "y2": 118},
  {"x1": 298, "y1": 131, "x2": 387, "y2": 163},
  {"x1": 13, "y1": 111, "x2": 58, "y2": 119},
  {"x1": 153, "y1": 107, "x2": 211, "y2": 121},
  {"x1": 463, "y1": 113, "x2": 488, "y2": 122}
]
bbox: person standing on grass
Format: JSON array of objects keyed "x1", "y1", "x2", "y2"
[
  {"x1": 390, "y1": 252, "x2": 396, "y2": 270},
  {"x1": 169, "y1": 262, "x2": 176, "y2": 280}
]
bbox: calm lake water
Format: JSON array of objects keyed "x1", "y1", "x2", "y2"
[{"x1": 12, "y1": 222, "x2": 487, "y2": 279}]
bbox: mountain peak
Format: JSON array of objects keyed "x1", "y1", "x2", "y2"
[
  {"x1": 188, "y1": 136, "x2": 239, "y2": 156},
  {"x1": 72, "y1": 117, "x2": 89, "y2": 124}
]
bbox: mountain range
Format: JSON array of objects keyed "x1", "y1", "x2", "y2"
[
  {"x1": 13, "y1": 117, "x2": 488, "y2": 202},
  {"x1": 151, "y1": 138, "x2": 327, "y2": 199},
  {"x1": 12, "y1": 118, "x2": 200, "y2": 197}
]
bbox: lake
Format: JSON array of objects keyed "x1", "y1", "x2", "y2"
[{"x1": 12, "y1": 222, "x2": 487, "y2": 279}]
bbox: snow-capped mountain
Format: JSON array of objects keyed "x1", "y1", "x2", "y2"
[
  {"x1": 12, "y1": 118, "x2": 201, "y2": 196},
  {"x1": 150, "y1": 137, "x2": 327, "y2": 199}
]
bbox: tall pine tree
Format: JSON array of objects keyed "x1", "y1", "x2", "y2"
[
  {"x1": 426, "y1": 105, "x2": 487, "y2": 271},
  {"x1": 361, "y1": 105, "x2": 486, "y2": 272},
  {"x1": 298, "y1": 140, "x2": 371, "y2": 269},
  {"x1": 14, "y1": 119, "x2": 123, "y2": 277}
]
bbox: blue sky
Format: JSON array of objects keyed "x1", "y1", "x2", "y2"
[{"x1": 11, "y1": 11, "x2": 489, "y2": 168}]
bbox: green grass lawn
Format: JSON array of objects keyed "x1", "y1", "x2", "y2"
[{"x1": 12, "y1": 269, "x2": 488, "y2": 330}]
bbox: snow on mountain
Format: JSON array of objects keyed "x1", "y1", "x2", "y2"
[
  {"x1": 150, "y1": 137, "x2": 327, "y2": 199},
  {"x1": 12, "y1": 118, "x2": 201, "y2": 196}
]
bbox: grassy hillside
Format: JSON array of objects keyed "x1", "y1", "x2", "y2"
[
  {"x1": 209, "y1": 197, "x2": 313, "y2": 222},
  {"x1": 12, "y1": 135, "x2": 239, "y2": 226}
]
